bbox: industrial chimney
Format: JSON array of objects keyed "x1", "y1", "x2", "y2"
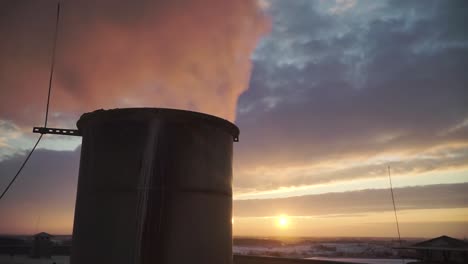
[{"x1": 70, "y1": 108, "x2": 239, "y2": 264}]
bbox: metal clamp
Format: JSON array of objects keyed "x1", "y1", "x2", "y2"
[{"x1": 33, "y1": 127, "x2": 81, "y2": 136}]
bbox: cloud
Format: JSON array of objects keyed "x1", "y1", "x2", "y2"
[
  {"x1": 232, "y1": 0, "x2": 468, "y2": 191},
  {"x1": 233, "y1": 183, "x2": 468, "y2": 217},
  {"x1": 3, "y1": 1, "x2": 467, "y2": 194},
  {"x1": 0, "y1": 0, "x2": 269, "y2": 128},
  {"x1": 1, "y1": 1, "x2": 467, "y2": 227},
  {"x1": 0, "y1": 120, "x2": 21, "y2": 147},
  {"x1": 233, "y1": 143, "x2": 468, "y2": 192},
  {"x1": 328, "y1": 0, "x2": 357, "y2": 15}
]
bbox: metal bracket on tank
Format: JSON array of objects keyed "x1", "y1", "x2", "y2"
[
  {"x1": 33, "y1": 127, "x2": 81, "y2": 137},
  {"x1": 33, "y1": 126, "x2": 236, "y2": 141}
]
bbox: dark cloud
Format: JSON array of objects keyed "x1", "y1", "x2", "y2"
[
  {"x1": 233, "y1": 0, "x2": 468, "y2": 190},
  {"x1": 234, "y1": 183, "x2": 468, "y2": 217}
]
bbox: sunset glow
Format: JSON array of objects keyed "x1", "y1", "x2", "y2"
[
  {"x1": 277, "y1": 215, "x2": 289, "y2": 229},
  {"x1": 1, "y1": 0, "x2": 467, "y2": 239}
]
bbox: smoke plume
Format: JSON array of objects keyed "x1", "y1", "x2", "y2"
[{"x1": 0, "y1": 0, "x2": 269, "y2": 127}]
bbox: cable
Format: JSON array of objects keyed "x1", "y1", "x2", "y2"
[
  {"x1": 0, "y1": 135, "x2": 43, "y2": 201},
  {"x1": 0, "y1": 2, "x2": 61, "y2": 202}
]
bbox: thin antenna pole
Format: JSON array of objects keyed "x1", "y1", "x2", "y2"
[
  {"x1": 35, "y1": 215, "x2": 41, "y2": 233},
  {"x1": 388, "y1": 166, "x2": 405, "y2": 264},
  {"x1": 44, "y1": 2, "x2": 61, "y2": 127},
  {"x1": 388, "y1": 166, "x2": 402, "y2": 245}
]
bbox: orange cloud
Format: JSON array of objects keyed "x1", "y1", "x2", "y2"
[{"x1": 0, "y1": 0, "x2": 269, "y2": 127}]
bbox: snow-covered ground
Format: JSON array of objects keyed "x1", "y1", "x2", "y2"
[
  {"x1": 0, "y1": 239, "x2": 414, "y2": 263},
  {"x1": 307, "y1": 257, "x2": 417, "y2": 264},
  {"x1": 234, "y1": 244, "x2": 313, "y2": 258},
  {"x1": 233, "y1": 238, "x2": 412, "y2": 261},
  {"x1": 0, "y1": 255, "x2": 417, "y2": 264},
  {"x1": 0, "y1": 255, "x2": 69, "y2": 264}
]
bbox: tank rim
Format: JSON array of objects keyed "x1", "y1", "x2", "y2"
[{"x1": 77, "y1": 108, "x2": 240, "y2": 141}]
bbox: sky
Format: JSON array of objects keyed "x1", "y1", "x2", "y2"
[{"x1": 0, "y1": 0, "x2": 467, "y2": 238}]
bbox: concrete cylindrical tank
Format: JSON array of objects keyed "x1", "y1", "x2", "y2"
[{"x1": 71, "y1": 108, "x2": 239, "y2": 264}]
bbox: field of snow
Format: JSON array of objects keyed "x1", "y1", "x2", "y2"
[
  {"x1": 307, "y1": 257, "x2": 417, "y2": 264},
  {"x1": 0, "y1": 237, "x2": 417, "y2": 263},
  {"x1": 0, "y1": 254, "x2": 417, "y2": 264},
  {"x1": 232, "y1": 237, "x2": 419, "y2": 263},
  {"x1": 0, "y1": 255, "x2": 69, "y2": 264}
]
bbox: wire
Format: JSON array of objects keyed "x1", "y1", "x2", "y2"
[
  {"x1": 0, "y1": 2, "x2": 61, "y2": 202},
  {"x1": 45, "y1": 2, "x2": 61, "y2": 127},
  {"x1": 0, "y1": 135, "x2": 43, "y2": 201}
]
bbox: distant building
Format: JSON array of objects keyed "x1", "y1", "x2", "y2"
[
  {"x1": 399, "y1": 235, "x2": 468, "y2": 263},
  {"x1": 30, "y1": 232, "x2": 53, "y2": 258}
]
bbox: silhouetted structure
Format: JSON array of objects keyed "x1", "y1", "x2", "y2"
[
  {"x1": 399, "y1": 235, "x2": 468, "y2": 263},
  {"x1": 71, "y1": 108, "x2": 239, "y2": 264},
  {"x1": 30, "y1": 232, "x2": 53, "y2": 258}
]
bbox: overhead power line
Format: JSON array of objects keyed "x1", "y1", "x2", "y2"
[
  {"x1": 45, "y1": 2, "x2": 61, "y2": 128},
  {"x1": 0, "y1": 2, "x2": 61, "y2": 202}
]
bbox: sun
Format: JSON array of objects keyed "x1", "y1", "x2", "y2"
[{"x1": 277, "y1": 215, "x2": 289, "y2": 228}]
